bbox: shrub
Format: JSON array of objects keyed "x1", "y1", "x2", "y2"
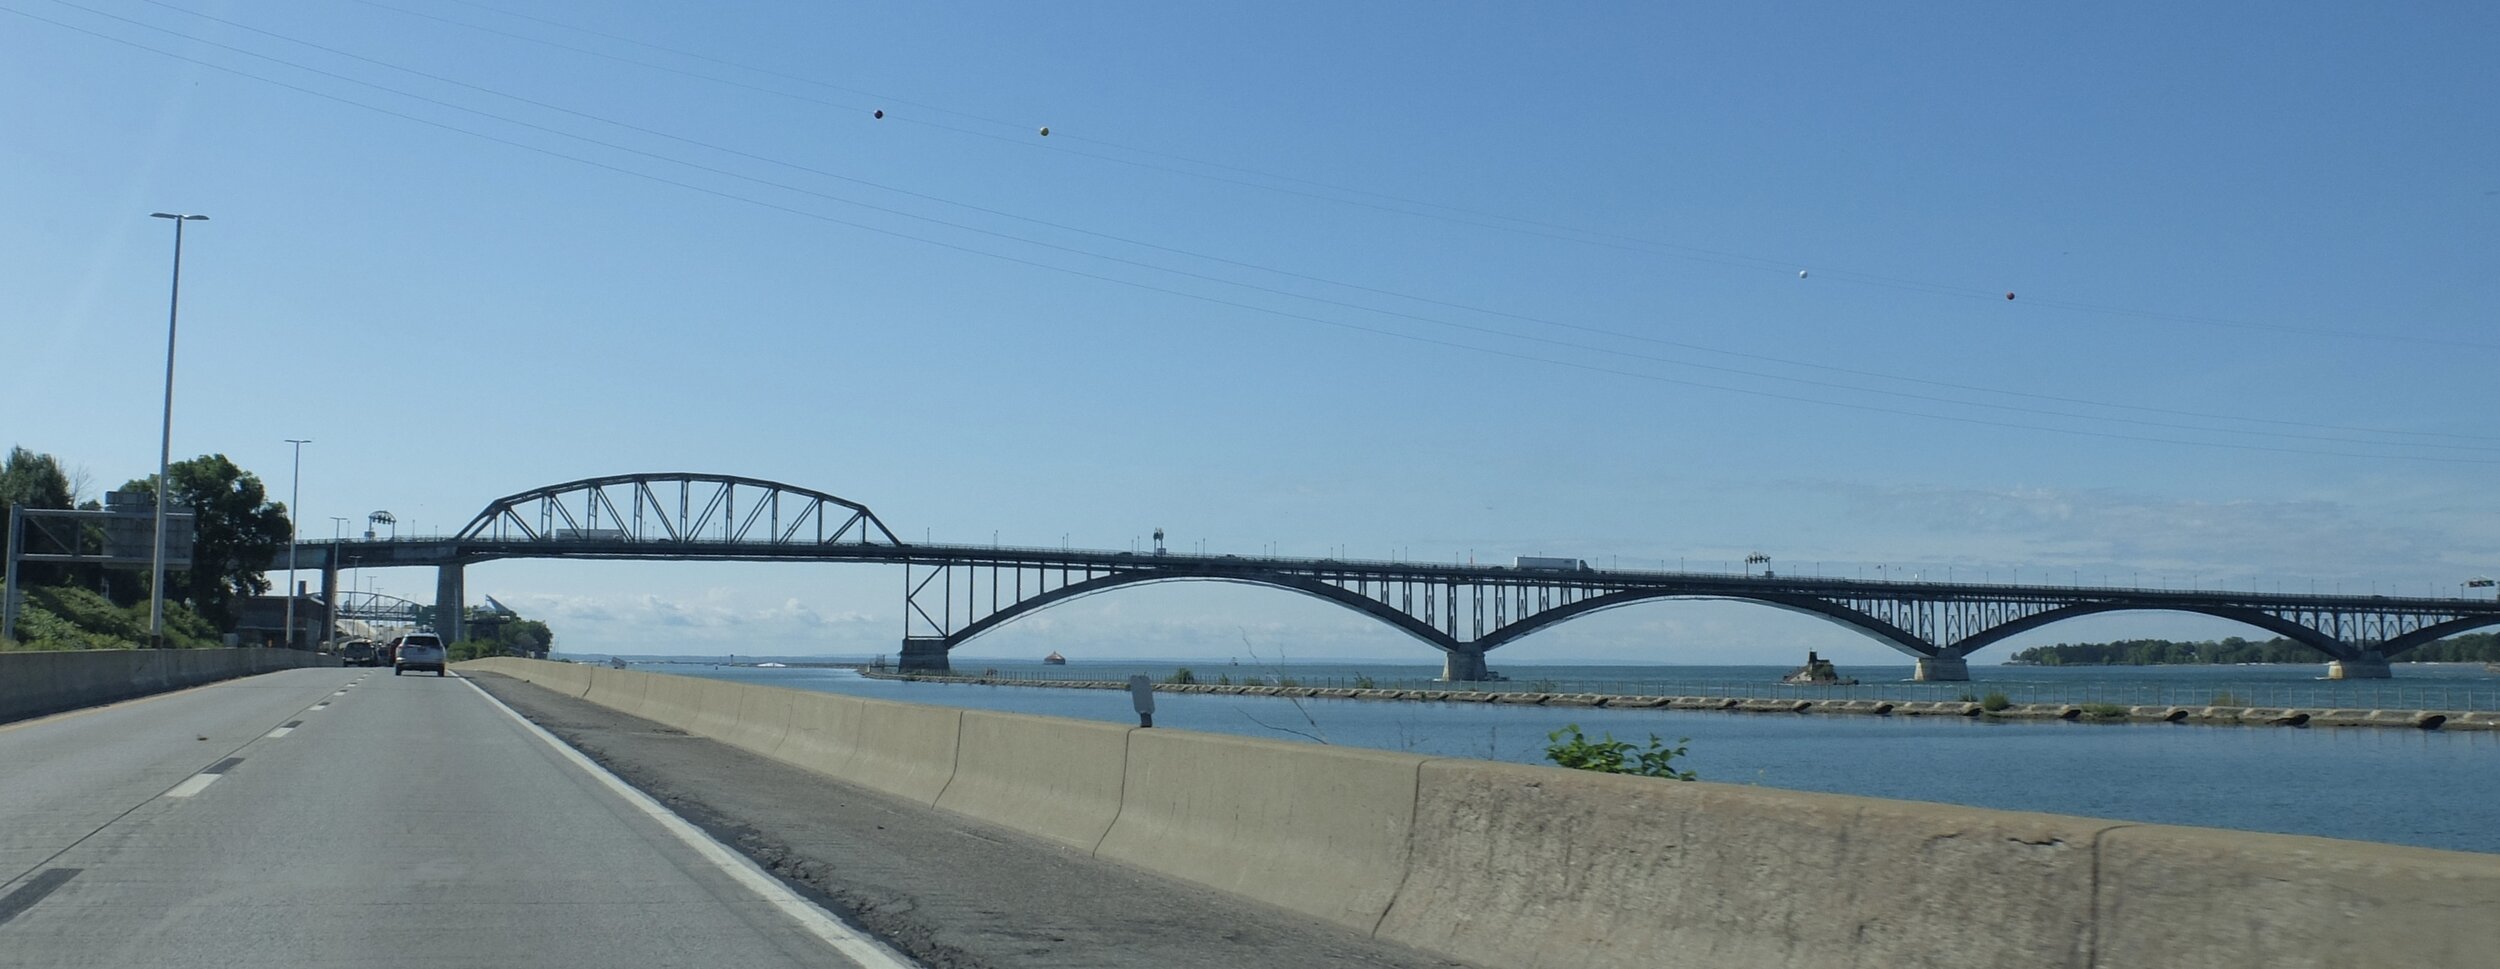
[
  {"x1": 1980, "y1": 692, "x2": 2012, "y2": 712},
  {"x1": 2081, "y1": 702, "x2": 2131, "y2": 719},
  {"x1": 1165, "y1": 667, "x2": 1198, "y2": 685},
  {"x1": 1543, "y1": 724, "x2": 1697, "y2": 781},
  {"x1": 2210, "y1": 691, "x2": 2247, "y2": 707},
  {"x1": 1353, "y1": 673, "x2": 1376, "y2": 690}
]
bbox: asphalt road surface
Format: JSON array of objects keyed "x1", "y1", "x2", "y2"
[
  {"x1": 0, "y1": 667, "x2": 908, "y2": 969},
  {"x1": 2, "y1": 667, "x2": 1473, "y2": 968}
]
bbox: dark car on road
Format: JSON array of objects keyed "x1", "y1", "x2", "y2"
[
  {"x1": 339, "y1": 640, "x2": 378, "y2": 667},
  {"x1": 394, "y1": 633, "x2": 447, "y2": 677}
]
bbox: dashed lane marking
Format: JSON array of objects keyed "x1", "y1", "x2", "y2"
[{"x1": 0, "y1": 868, "x2": 80, "y2": 927}]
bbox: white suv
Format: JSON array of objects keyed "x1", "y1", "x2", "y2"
[{"x1": 395, "y1": 633, "x2": 448, "y2": 677}]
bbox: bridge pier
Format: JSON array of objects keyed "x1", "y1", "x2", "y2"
[
  {"x1": 2327, "y1": 656, "x2": 2392, "y2": 679},
  {"x1": 900, "y1": 636, "x2": 952, "y2": 674},
  {"x1": 435, "y1": 564, "x2": 465, "y2": 645},
  {"x1": 1913, "y1": 656, "x2": 1970, "y2": 682},
  {"x1": 1441, "y1": 647, "x2": 1490, "y2": 682}
]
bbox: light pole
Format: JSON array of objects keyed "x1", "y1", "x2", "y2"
[
  {"x1": 147, "y1": 212, "x2": 207, "y2": 648},
  {"x1": 282, "y1": 439, "x2": 310, "y2": 648}
]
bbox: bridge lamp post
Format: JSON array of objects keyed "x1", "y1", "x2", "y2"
[
  {"x1": 283, "y1": 438, "x2": 310, "y2": 648},
  {"x1": 145, "y1": 211, "x2": 207, "y2": 648}
]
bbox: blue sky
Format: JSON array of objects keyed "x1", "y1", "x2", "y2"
[{"x1": 6, "y1": 1, "x2": 2496, "y2": 665}]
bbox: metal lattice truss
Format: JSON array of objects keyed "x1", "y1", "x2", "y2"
[
  {"x1": 335, "y1": 590, "x2": 424, "y2": 624},
  {"x1": 455, "y1": 474, "x2": 900, "y2": 548},
  {"x1": 902, "y1": 556, "x2": 2500, "y2": 665}
]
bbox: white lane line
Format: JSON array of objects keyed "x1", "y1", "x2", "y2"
[
  {"x1": 460, "y1": 678, "x2": 919, "y2": 969},
  {"x1": 265, "y1": 726, "x2": 294, "y2": 738},
  {"x1": 163, "y1": 774, "x2": 220, "y2": 798}
]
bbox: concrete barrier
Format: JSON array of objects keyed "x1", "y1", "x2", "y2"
[
  {"x1": 1096, "y1": 726, "x2": 1423, "y2": 930},
  {"x1": 2095, "y1": 824, "x2": 2500, "y2": 968},
  {"x1": 633, "y1": 671, "x2": 709, "y2": 731},
  {"x1": 468, "y1": 660, "x2": 2500, "y2": 969},
  {"x1": 840, "y1": 696, "x2": 962, "y2": 804},
  {"x1": 774, "y1": 690, "x2": 866, "y2": 779},
  {"x1": 719, "y1": 681, "x2": 800, "y2": 756},
  {"x1": 686, "y1": 677, "x2": 750, "y2": 739},
  {"x1": 1, "y1": 648, "x2": 337, "y2": 723},
  {"x1": 584, "y1": 667, "x2": 655, "y2": 719},
  {"x1": 936, "y1": 710, "x2": 1133, "y2": 851},
  {"x1": 523, "y1": 661, "x2": 594, "y2": 697},
  {"x1": 1379, "y1": 758, "x2": 2104, "y2": 969}
]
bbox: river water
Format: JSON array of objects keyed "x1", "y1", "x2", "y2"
[{"x1": 605, "y1": 657, "x2": 2500, "y2": 855}]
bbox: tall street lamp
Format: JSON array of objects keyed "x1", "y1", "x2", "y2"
[
  {"x1": 147, "y1": 212, "x2": 207, "y2": 648},
  {"x1": 283, "y1": 438, "x2": 311, "y2": 648}
]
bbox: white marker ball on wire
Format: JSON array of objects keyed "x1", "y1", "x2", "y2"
[{"x1": 1798, "y1": 270, "x2": 1808, "y2": 279}]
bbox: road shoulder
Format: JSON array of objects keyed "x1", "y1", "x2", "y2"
[{"x1": 467, "y1": 672, "x2": 1475, "y2": 969}]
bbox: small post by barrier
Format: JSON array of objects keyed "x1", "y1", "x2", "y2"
[{"x1": 1128, "y1": 674, "x2": 1156, "y2": 728}]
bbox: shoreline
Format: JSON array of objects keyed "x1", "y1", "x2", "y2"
[{"x1": 852, "y1": 668, "x2": 2495, "y2": 731}]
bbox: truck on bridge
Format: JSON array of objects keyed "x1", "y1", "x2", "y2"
[{"x1": 1514, "y1": 556, "x2": 1590, "y2": 571}]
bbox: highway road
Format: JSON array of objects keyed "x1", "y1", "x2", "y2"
[{"x1": 0, "y1": 667, "x2": 909, "y2": 969}]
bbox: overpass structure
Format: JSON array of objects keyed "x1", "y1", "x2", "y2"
[{"x1": 298, "y1": 473, "x2": 2500, "y2": 681}]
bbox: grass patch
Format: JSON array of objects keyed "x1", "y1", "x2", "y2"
[
  {"x1": 2080, "y1": 702, "x2": 2132, "y2": 720},
  {"x1": 2, "y1": 584, "x2": 218, "y2": 651}
]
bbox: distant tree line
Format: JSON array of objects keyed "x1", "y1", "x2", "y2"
[{"x1": 2008, "y1": 632, "x2": 2500, "y2": 665}]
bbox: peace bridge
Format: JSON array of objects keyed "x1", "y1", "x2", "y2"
[{"x1": 299, "y1": 472, "x2": 2500, "y2": 681}]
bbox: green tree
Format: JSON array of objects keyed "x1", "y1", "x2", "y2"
[
  {"x1": 118, "y1": 454, "x2": 290, "y2": 630},
  {"x1": 2, "y1": 447, "x2": 77, "y2": 584}
]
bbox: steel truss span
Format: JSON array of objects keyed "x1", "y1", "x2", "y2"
[{"x1": 454, "y1": 473, "x2": 900, "y2": 548}]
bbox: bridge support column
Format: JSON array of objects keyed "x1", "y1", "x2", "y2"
[
  {"x1": 319, "y1": 562, "x2": 337, "y2": 649},
  {"x1": 1441, "y1": 646, "x2": 1490, "y2": 682},
  {"x1": 2327, "y1": 656, "x2": 2392, "y2": 679},
  {"x1": 434, "y1": 564, "x2": 465, "y2": 645},
  {"x1": 1913, "y1": 656, "x2": 1970, "y2": 681},
  {"x1": 900, "y1": 636, "x2": 952, "y2": 674}
]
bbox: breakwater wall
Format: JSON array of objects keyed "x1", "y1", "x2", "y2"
[
  {"x1": 856, "y1": 668, "x2": 2491, "y2": 731},
  {"x1": 0, "y1": 648, "x2": 340, "y2": 723},
  {"x1": 467, "y1": 658, "x2": 2500, "y2": 969}
]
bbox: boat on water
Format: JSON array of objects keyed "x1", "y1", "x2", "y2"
[
  {"x1": 1043, "y1": 651, "x2": 1067, "y2": 666},
  {"x1": 755, "y1": 662, "x2": 788, "y2": 668},
  {"x1": 1781, "y1": 651, "x2": 1858, "y2": 686}
]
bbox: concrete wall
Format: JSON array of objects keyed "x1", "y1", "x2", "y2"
[
  {"x1": 1, "y1": 648, "x2": 340, "y2": 723},
  {"x1": 463, "y1": 658, "x2": 2500, "y2": 969}
]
